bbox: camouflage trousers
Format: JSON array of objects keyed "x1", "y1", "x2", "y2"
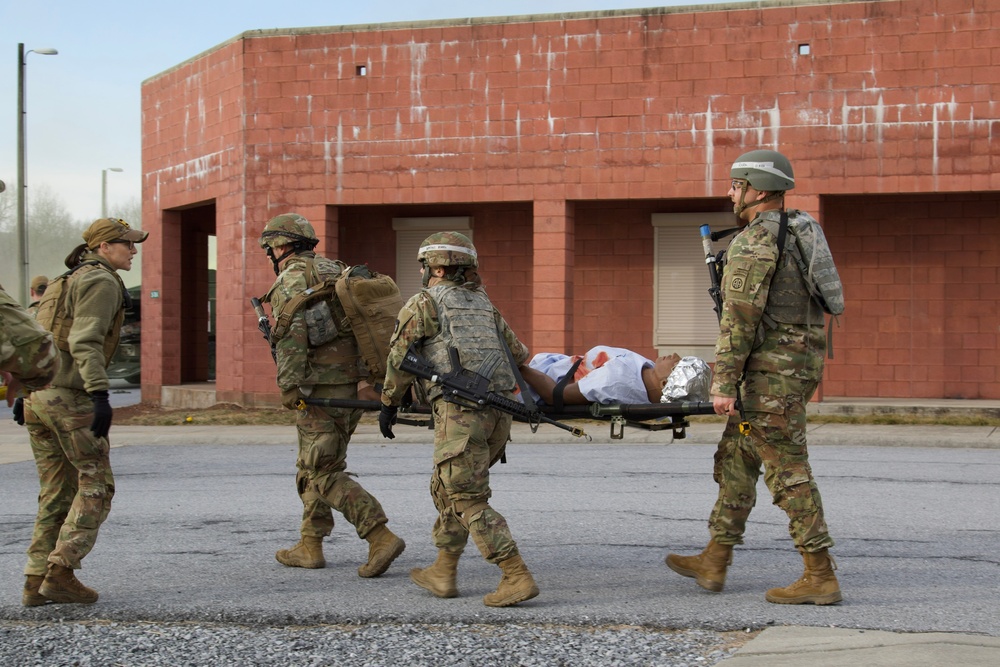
[
  {"x1": 708, "y1": 372, "x2": 834, "y2": 553},
  {"x1": 22, "y1": 386, "x2": 115, "y2": 574},
  {"x1": 293, "y1": 384, "x2": 387, "y2": 540},
  {"x1": 428, "y1": 399, "x2": 518, "y2": 564}
]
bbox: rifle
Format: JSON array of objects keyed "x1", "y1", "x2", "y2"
[
  {"x1": 399, "y1": 344, "x2": 589, "y2": 440},
  {"x1": 699, "y1": 224, "x2": 750, "y2": 435},
  {"x1": 700, "y1": 224, "x2": 739, "y2": 322},
  {"x1": 250, "y1": 296, "x2": 277, "y2": 362}
]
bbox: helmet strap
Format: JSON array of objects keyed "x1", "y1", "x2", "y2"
[{"x1": 734, "y1": 190, "x2": 784, "y2": 217}]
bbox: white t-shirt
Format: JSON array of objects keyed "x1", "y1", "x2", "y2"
[{"x1": 525, "y1": 345, "x2": 653, "y2": 405}]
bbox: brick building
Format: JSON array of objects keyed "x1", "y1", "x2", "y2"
[{"x1": 140, "y1": 0, "x2": 1000, "y2": 407}]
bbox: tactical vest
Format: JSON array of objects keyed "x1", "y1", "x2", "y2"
[
  {"x1": 421, "y1": 283, "x2": 516, "y2": 402},
  {"x1": 36, "y1": 260, "x2": 127, "y2": 364},
  {"x1": 754, "y1": 210, "x2": 828, "y2": 326},
  {"x1": 266, "y1": 255, "x2": 361, "y2": 375}
]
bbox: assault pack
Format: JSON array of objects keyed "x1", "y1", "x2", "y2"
[
  {"x1": 763, "y1": 209, "x2": 845, "y2": 316},
  {"x1": 265, "y1": 263, "x2": 403, "y2": 387},
  {"x1": 335, "y1": 265, "x2": 403, "y2": 386},
  {"x1": 34, "y1": 261, "x2": 102, "y2": 350}
]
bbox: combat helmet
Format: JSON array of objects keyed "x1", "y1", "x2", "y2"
[
  {"x1": 418, "y1": 231, "x2": 477, "y2": 286},
  {"x1": 730, "y1": 149, "x2": 795, "y2": 192},
  {"x1": 730, "y1": 149, "x2": 794, "y2": 218},
  {"x1": 259, "y1": 213, "x2": 319, "y2": 274}
]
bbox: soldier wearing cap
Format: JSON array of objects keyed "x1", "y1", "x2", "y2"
[
  {"x1": 27, "y1": 275, "x2": 49, "y2": 317},
  {"x1": 20, "y1": 217, "x2": 147, "y2": 606},
  {"x1": 664, "y1": 150, "x2": 843, "y2": 606},
  {"x1": 380, "y1": 231, "x2": 540, "y2": 608},
  {"x1": 258, "y1": 213, "x2": 405, "y2": 578}
]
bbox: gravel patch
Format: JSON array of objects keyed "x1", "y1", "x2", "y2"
[{"x1": 0, "y1": 620, "x2": 753, "y2": 666}]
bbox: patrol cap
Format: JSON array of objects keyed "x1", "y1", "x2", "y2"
[
  {"x1": 83, "y1": 218, "x2": 149, "y2": 249},
  {"x1": 31, "y1": 275, "x2": 49, "y2": 292}
]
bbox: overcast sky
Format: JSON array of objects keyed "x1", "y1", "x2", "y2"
[{"x1": 1, "y1": 0, "x2": 731, "y2": 224}]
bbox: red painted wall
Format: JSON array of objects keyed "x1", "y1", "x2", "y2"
[{"x1": 142, "y1": 0, "x2": 1000, "y2": 404}]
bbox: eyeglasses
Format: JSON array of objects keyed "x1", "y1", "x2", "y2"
[
  {"x1": 108, "y1": 240, "x2": 136, "y2": 251},
  {"x1": 730, "y1": 179, "x2": 747, "y2": 191}
]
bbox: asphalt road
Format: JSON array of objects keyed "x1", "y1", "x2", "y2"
[{"x1": 1, "y1": 436, "x2": 996, "y2": 637}]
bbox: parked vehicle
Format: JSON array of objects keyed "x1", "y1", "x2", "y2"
[{"x1": 107, "y1": 285, "x2": 142, "y2": 385}]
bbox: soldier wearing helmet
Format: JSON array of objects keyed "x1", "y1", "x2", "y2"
[
  {"x1": 380, "y1": 231, "x2": 540, "y2": 608},
  {"x1": 258, "y1": 213, "x2": 405, "y2": 578},
  {"x1": 665, "y1": 150, "x2": 844, "y2": 606}
]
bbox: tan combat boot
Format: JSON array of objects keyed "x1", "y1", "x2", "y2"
[
  {"x1": 357, "y1": 524, "x2": 405, "y2": 578},
  {"x1": 483, "y1": 554, "x2": 539, "y2": 607},
  {"x1": 665, "y1": 538, "x2": 733, "y2": 592},
  {"x1": 22, "y1": 575, "x2": 50, "y2": 607},
  {"x1": 410, "y1": 550, "x2": 461, "y2": 598},
  {"x1": 765, "y1": 548, "x2": 842, "y2": 605},
  {"x1": 38, "y1": 564, "x2": 98, "y2": 604},
  {"x1": 276, "y1": 535, "x2": 326, "y2": 569}
]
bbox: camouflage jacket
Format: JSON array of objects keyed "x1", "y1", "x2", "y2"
[
  {"x1": 265, "y1": 252, "x2": 360, "y2": 391},
  {"x1": 381, "y1": 278, "x2": 529, "y2": 407},
  {"x1": 51, "y1": 254, "x2": 128, "y2": 393},
  {"x1": 0, "y1": 286, "x2": 59, "y2": 392},
  {"x1": 710, "y1": 211, "x2": 826, "y2": 399}
]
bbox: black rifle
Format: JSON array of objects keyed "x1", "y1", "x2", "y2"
[
  {"x1": 699, "y1": 224, "x2": 750, "y2": 435},
  {"x1": 250, "y1": 297, "x2": 277, "y2": 362},
  {"x1": 399, "y1": 344, "x2": 588, "y2": 439},
  {"x1": 700, "y1": 224, "x2": 739, "y2": 321}
]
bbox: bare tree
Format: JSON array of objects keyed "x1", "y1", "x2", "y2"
[{"x1": 0, "y1": 184, "x2": 88, "y2": 292}]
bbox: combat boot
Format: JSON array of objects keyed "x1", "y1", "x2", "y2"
[
  {"x1": 665, "y1": 538, "x2": 733, "y2": 592},
  {"x1": 38, "y1": 564, "x2": 98, "y2": 604},
  {"x1": 276, "y1": 535, "x2": 325, "y2": 569},
  {"x1": 22, "y1": 575, "x2": 50, "y2": 607},
  {"x1": 483, "y1": 554, "x2": 539, "y2": 607},
  {"x1": 765, "y1": 548, "x2": 842, "y2": 605},
  {"x1": 357, "y1": 524, "x2": 405, "y2": 578},
  {"x1": 410, "y1": 549, "x2": 461, "y2": 598}
]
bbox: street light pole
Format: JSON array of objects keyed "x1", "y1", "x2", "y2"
[
  {"x1": 16, "y1": 42, "x2": 58, "y2": 307},
  {"x1": 101, "y1": 167, "x2": 123, "y2": 218}
]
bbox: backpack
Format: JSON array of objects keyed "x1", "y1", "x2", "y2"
[
  {"x1": 269, "y1": 263, "x2": 403, "y2": 388},
  {"x1": 770, "y1": 210, "x2": 845, "y2": 316},
  {"x1": 34, "y1": 261, "x2": 102, "y2": 351},
  {"x1": 335, "y1": 265, "x2": 403, "y2": 387}
]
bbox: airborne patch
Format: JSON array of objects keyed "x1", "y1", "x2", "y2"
[{"x1": 729, "y1": 267, "x2": 750, "y2": 293}]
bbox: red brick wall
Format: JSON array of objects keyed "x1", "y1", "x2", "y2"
[
  {"x1": 142, "y1": 0, "x2": 1000, "y2": 403},
  {"x1": 823, "y1": 192, "x2": 1000, "y2": 399}
]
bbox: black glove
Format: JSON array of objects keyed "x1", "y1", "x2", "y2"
[
  {"x1": 89, "y1": 390, "x2": 113, "y2": 439},
  {"x1": 12, "y1": 398, "x2": 25, "y2": 426},
  {"x1": 378, "y1": 405, "x2": 398, "y2": 440}
]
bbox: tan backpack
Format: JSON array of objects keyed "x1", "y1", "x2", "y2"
[{"x1": 335, "y1": 265, "x2": 403, "y2": 387}]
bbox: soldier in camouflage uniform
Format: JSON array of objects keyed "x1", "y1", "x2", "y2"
[
  {"x1": 22, "y1": 218, "x2": 147, "y2": 606},
  {"x1": 665, "y1": 150, "x2": 843, "y2": 605},
  {"x1": 1, "y1": 284, "x2": 59, "y2": 427},
  {"x1": 259, "y1": 213, "x2": 404, "y2": 577},
  {"x1": 27, "y1": 275, "x2": 49, "y2": 317},
  {"x1": 379, "y1": 232, "x2": 539, "y2": 608}
]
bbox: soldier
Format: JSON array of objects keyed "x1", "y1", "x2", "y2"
[
  {"x1": 1, "y1": 284, "x2": 59, "y2": 425},
  {"x1": 21, "y1": 217, "x2": 147, "y2": 605},
  {"x1": 259, "y1": 213, "x2": 404, "y2": 577},
  {"x1": 27, "y1": 275, "x2": 48, "y2": 317},
  {"x1": 664, "y1": 150, "x2": 843, "y2": 605},
  {"x1": 379, "y1": 232, "x2": 539, "y2": 608}
]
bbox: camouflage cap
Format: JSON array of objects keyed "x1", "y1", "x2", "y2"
[
  {"x1": 83, "y1": 218, "x2": 149, "y2": 248},
  {"x1": 30, "y1": 275, "x2": 48, "y2": 292},
  {"x1": 418, "y1": 231, "x2": 478, "y2": 268}
]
